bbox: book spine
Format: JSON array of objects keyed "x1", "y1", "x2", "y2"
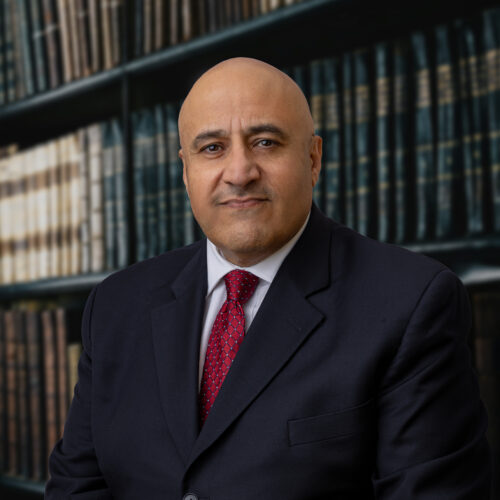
[
  {"x1": 169, "y1": 0, "x2": 178, "y2": 46},
  {"x1": 11, "y1": 0, "x2": 27, "y2": 99},
  {"x1": 25, "y1": 149, "x2": 39, "y2": 282},
  {"x1": 30, "y1": 0, "x2": 48, "y2": 94},
  {"x1": 482, "y1": 8, "x2": 500, "y2": 231},
  {"x1": 0, "y1": 4, "x2": 4, "y2": 105},
  {"x1": 342, "y1": 52, "x2": 356, "y2": 229},
  {"x1": 67, "y1": 0, "x2": 81, "y2": 79},
  {"x1": 4, "y1": 310, "x2": 19, "y2": 476},
  {"x1": 412, "y1": 31, "x2": 435, "y2": 241},
  {"x1": 100, "y1": 0, "x2": 112, "y2": 70},
  {"x1": 41, "y1": 309, "x2": 58, "y2": 477},
  {"x1": 135, "y1": 0, "x2": 143, "y2": 56},
  {"x1": 78, "y1": 128, "x2": 91, "y2": 273},
  {"x1": 143, "y1": 0, "x2": 152, "y2": 54},
  {"x1": 182, "y1": 0, "x2": 193, "y2": 42},
  {"x1": 0, "y1": 155, "x2": 14, "y2": 285},
  {"x1": 47, "y1": 141, "x2": 61, "y2": 277},
  {"x1": 12, "y1": 152, "x2": 29, "y2": 284},
  {"x1": 353, "y1": 48, "x2": 374, "y2": 237},
  {"x1": 323, "y1": 57, "x2": 342, "y2": 222},
  {"x1": 57, "y1": 0, "x2": 74, "y2": 83},
  {"x1": 144, "y1": 109, "x2": 159, "y2": 257},
  {"x1": 154, "y1": 0, "x2": 165, "y2": 50},
  {"x1": 25, "y1": 310, "x2": 44, "y2": 481},
  {"x1": 76, "y1": 0, "x2": 91, "y2": 77},
  {"x1": 112, "y1": 119, "x2": 128, "y2": 268},
  {"x1": 18, "y1": 0, "x2": 36, "y2": 95},
  {"x1": 55, "y1": 308, "x2": 69, "y2": 438},
  {"x1": 435, "y1": 24, "x2": 463, "y2": 239},
  {"x1": 132, "y1": 111, "x2": 147, "y2": 261},
  {"x1": 58, "y1": 137, "x2": 71, "y2": 276},
  {"x1": 3, "y1": 0, "x2": 16, "y2": 102},
  {"x1": 15, "y1": 311, "x2": 31, "y2": 478},
  {"x1": 110, "y1": 0, "x2": 121, "y2": 66},
  {"x1": 375, "y1": 42, "x2": 391, "y2": 242},
  {"x1": 393, "y1": 39, "x2": 411, "y2": 244},
  {"x1": 102, "y1": 121, "x2": 116, "y2": 270},
  {"x1": 87, "y1": 0, "x2": 101, "y2": 72},
  {"x1": 88, "y1": 124, "x2": 104, "y2": 272},
  {"x1": 42, "y1": 0, "x2": 61, "y2": 88},
  {"x1": 309, "y1": 59, "x2": 325, "y2": 212},
  {"x1": 68, "y1": 133, "x2": 82, "y2": 275},
  {"x1": 155, "y1": 105, "x2": 169, "y2": 254}
]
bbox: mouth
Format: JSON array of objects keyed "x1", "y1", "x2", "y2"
[{"x1": 220, "y1": 198, "x2": 268, "y2": 209}]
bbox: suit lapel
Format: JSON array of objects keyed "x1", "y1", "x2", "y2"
[
  {"x1": 150, "y1": 243, "x2": 207, "y2": 465},
  {"x1": 187, "y1": 205, "x2": 333, "y2": 469}
]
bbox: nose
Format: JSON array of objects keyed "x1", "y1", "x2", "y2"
[{"x1": 221, "y1": 140, "x2": 260, "y2": 187}]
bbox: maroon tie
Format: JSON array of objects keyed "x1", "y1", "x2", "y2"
[{"x1": 199, "y1": 269, "x2": 259, "y2": 425}]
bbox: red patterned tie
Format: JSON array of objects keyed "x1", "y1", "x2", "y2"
[{"x1": 199, "y1": 269, "x2": 259, "y2": 425}]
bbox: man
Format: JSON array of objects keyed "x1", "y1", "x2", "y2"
[{"x1": 46, "y1": 58, "x2": 491, "y2": 499}]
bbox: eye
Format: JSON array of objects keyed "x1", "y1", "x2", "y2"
[
  {"x1": 201, "y1": 143, "x2": 222, "y2": 153},
  {"x1": 256, "y1": 139, "x2": 275, "y2": 147}
]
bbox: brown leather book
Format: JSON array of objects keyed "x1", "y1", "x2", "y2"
[
  {"x1": 67, "y1": 0, "x2": 82, "y2": 79},
  {"x1": 55, "y1": 308, "x2": 69, "y2": 438},
  {"x1": 100, "y1": 0, "x2": 113, "y2": 70},
  {"x1": 87, "y1": 0, "x2": 101, "y2": 72},
  {"x1": 25, "y1": 309, "x2": 45, "y2": 481},
  {"x1": 41, "y1": 0, "x2": 62, "y2": 88},
  {"x1": 169, "y1": 0, "x2": 179, "y2": 46},
  {"x1": 41, "y1": 309, "x2": 58, "y2": 476},
  {"x1": 143, "y1": 0, "x2": 153, "y2": 54},
  {"x1": 154, "y1": 0, "x2": 165, "y2": 50},
  {"x1": 110, "y1": 0, "x2": 122, "y2": 65},
  {"x1": 57, "y1": 0, "x2": 74, "y2": 82},
  {"x1": 75, "y1": 0, "x2": 91, "y2": 77},
  {"x1": 4, "y1": 310, "x2": 19, "y2": 476}
]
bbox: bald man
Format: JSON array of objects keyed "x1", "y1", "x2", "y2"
[{"x1": 46, "y1": 58, "x2": 491, "y2": 499}]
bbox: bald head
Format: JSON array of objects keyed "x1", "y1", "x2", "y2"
[{"x1": 178, "y1": 57, "x2": 314, "y2": 149}]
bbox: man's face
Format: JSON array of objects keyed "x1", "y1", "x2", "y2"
[{"x1": 179, "y1": 60, "x2": 322, "y2": 266}]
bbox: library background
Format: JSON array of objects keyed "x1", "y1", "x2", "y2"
[{"x1": 1, "y1": 0, "x2": 500, "y2": 498}]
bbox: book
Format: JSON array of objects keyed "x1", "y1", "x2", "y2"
[
  {"x1": 3, "y1": 0, "x2": 16, "y2": 102},
  {"x1": 88, "y1": 0, "x2": 101, "y2": 72},
  {"x1": 412, "y1": 31, "x2": 435, "y2": 241},
  {"x1": 67, "y1": 0, "x2": 82, "y2": 79},
  {"x1": 57, "y1": 0, "x2": 74, "y2": 83},
  {"x1": 17, "y1": 0, "x2": 36, "y2": 96},
  {"x1": 102, "y1": 120, "x2": 117, "y2": 270},
  {"x1": 434, "y1": 24, "x2": 464, "y2": 239},
  {"x1": 30, "y1": 0, "x2": 49, "y2": 95},
  {"x1": 323, "y1": 57, "x2": 342, "y2": 222},
  {"x1": 42, "y1": 0, "x2": 62, "y2": 89},
  {"x1": 77, "y1": 128, "x2": 91, "y2": 274},
  {"x1": 47, "y1": 140, "x2": 61, "y2": 277},
  {"x1": 75, "y1": 0, "x2": 91, "y2": 77}
]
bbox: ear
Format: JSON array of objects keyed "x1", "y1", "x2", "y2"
[
  {"x1": 179, "y1": 149, "x2": 189, "y2": 194},
  {"x1": 310, "y1": 135, "x2": 322, "y2": 187}
]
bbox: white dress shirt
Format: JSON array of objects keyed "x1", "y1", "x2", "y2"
[{"x1": 199, "y1": 213, "x2": 310, "y2": 387}]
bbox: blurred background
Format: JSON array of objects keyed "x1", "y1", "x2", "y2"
[{"x1": 0, "y1": 0, "x2": 500, "y2": 498}]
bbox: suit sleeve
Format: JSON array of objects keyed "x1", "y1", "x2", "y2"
[
  {"x1": 372, "y1": 269, "x2": 491, "y2": 499},
  {"x1": 45, "y1": 284, "x2": 112, "y2": 499}
]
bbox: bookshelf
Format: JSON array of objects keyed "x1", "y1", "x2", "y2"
[{"x1": 1, "y1": 0, "x2": 500, "y2": 498}]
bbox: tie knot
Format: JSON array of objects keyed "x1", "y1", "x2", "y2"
[{"x1": 224, "y1": 270, "x2": 259, "y2": 305}]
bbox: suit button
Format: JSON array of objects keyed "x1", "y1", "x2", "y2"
[{"x1": 183, "y1": 494, "x2": 198, "y2": 500}]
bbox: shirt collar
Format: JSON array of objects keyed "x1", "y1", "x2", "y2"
[{"x1": 206, "y1": 212, "x2": 310, "y2": 297}]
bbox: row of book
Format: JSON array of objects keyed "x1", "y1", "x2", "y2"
[
  {"x1": 297, "y1": 6, "x2": 500, "y2": 242},
  {"x1": 0, "y1": 305, "x2": 82, "y2": 481},
  {"x1": 471, "y1": 290, "x2": 500, "y2": 498},
  {"x1": 0, "y1": 119, "x2": 129, "y2": 286},
  {"x1": 0, "y1": 0, "x2": 123, "y2": 103},
  {"x1": 0, "y1": 0, "x2": 308, "y2": 106},
  {"x1": 134, "y1": 0, "x2": 306, "y2": 58}
]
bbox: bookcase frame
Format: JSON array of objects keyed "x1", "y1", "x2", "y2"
[{"x1": 1, "y1": 0, "x2": 500, "y2": 496}]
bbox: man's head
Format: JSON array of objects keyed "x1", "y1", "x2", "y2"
[{"x1": 179, "y1": 57, "x2": 322, "y2": 266}]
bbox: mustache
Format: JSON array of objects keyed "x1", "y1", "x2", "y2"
[{"x1": 213, "y1": 187, "x2": 272, "y2": 204}]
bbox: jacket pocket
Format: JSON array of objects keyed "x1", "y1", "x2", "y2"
[{"x1": 287, "y1": 399, "x2": 374, "y2": 446}]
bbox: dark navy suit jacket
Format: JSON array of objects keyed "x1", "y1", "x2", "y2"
[{"x1": 46, "y1": 205, "x2": 491, "y2": 499}]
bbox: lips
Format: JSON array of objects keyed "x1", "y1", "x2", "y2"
[{"x1": 221, "y1": 198, "x2": 267, "y2": 208}]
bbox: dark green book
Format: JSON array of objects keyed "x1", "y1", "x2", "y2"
[
  {"x1": 309, "y1": 59, "x2": 325, "y2": 211},
  {"x1": 18, "y1": 0, "x2": 35, "y2": 96},
  {"x1": 323, "y1": 57, "x2": 342, "y2": 222},
  {"x1": 435, "y1": 24, "x2": 464, "y2": 239},
  {"x1": 455, "y1": 17, "x2": 486, "y2": 235},
  {"x1": 101, "y1": 120, "x2": 116, "y2": 270},
  {"x1": 135, "y1": 0, "x2": 144, "y2": 57},
  {"x1": 112, "y1": 118, "x2": 128, "y2": 269},
  {"x1": 353, "y1": 48, "x2": 374, "y2": 236},
  {"x1": 392, "y1": 38, "x2": 411, "y2": 244},
  {"x1": 165, "y1": 102, "x2": 184, "y2": 249},
  {"x1": 482, "y1": 7, "x2": 500, "y2": 231},
  {"x1": 375, "y1": 42, "x2": 392, "y2": 242},
  {"x1": 342, "y1": 52, "x2": 356, "y2": 230},
  {"x1": 4, "y1": 0, "x2": 16, "y2": 102},
  {"x1": 412, "y1": 31, "x2": 435, "y2": 241},
  {"x1": 132, "y1": 111, "x2": 148, "y2": 262},
  {"x1": 30, "y1": 0, "x2": 48, "y2": 93},
  {"x1": 154, "y1": 104, "x2": 169, "y2": 253},
  {"x1": 143, "y1": 108, "x2": 159, "y2": 258}
]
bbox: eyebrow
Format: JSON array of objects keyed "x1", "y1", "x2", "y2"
[{"x1": 191, "y1": 123, "x2": 289, "y2": 149}]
